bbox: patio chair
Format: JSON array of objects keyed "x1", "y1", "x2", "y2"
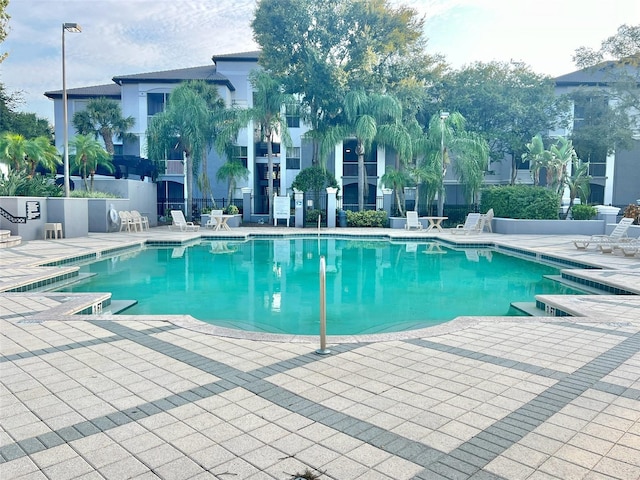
[
  {"x1": 205, "y1": 210, "x2": 223, "y2": 230},
  {"x1": 405, "y1": 211, "x2": 423, "y2": 231},
  {"x1": 131, "y1": 210, "x2": 149, "y2": 231},
  {"x1": 451, "y1": 213, "x2": 482, "y2": 235},
  {"x1": 169, "y1": 210, "x2": 200, "y2": 232},
  {"x1": 118, "y1": 211, "x2": 134, "y2": 232},
  {"x1": 572, "y1": 217, "x2": 634, "y2": 250},
  {"x1": 480, "y1": 208, "x2": 494, "y2": 233}
]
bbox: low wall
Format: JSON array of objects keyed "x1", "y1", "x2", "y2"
[
  {"x1": 88, "y1": 199, "x2": 131, "y2": 233},
  {"x1": 0, "y1": 196, "x2": 49, "y2": 240},
  {"x1": 493, "y1": 218, "x2": 604, "y2": 235}
]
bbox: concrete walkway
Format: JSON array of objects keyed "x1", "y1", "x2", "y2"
[{"x1": 1, "y1": 228, "x2": 639, "y2": 479}]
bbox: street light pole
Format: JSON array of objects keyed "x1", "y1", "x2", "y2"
[
  {"x1": 438, "y1": 111, "x2": 449, "y2": 217},
  {"x1": 62, "y1": 22, "x2": 81, "y2": 197}
]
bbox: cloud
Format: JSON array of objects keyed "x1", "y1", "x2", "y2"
[{"x1": 3, "y1": 0, "x2": 638, "y2": 124}]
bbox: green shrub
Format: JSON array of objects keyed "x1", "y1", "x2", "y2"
[
  {"x1": 0, "y1": 171, "x2": 63, "y2": 197},
  {"x1": 305, "y1": 209, "x2": 325, "y2": 223},
  {"x1": 480, "y1": 186, "x2": 560, "y2": 219},
  {"x1": 570, "y1": 204, "x2": 597, "y2": 220},
  {"x1": 345, "y1": 209, "x2": 388, "y2": 227},
  {"x1": 70, "y1": 190, "x2": 120, "y2": 198},
  {"x1": 224, "y1": 204, "x2": 239, "y2": 215}
]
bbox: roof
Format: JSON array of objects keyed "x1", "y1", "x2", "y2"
[
  {"x1": 44, "y1": 83, "x2": 121, "y2": 100},
  {"x1": 211, "y1": 50, "x2": 260, "y2": 63},
  {"x1": 555, "y1": 60, "x2": 639, "y2": 86},
  {"x1": 112, "y1": 65, "x2": 234, "y2": 90}
]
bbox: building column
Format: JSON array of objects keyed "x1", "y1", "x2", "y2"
[
  {"x1": 604, "y1": 151, "x2": 615, "y2": 205},
  {"x1": 326, "y1": 187, "x2": 337, "y2": 228}
]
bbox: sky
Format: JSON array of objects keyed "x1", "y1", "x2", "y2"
[{"x1": 2, "y1": 0, "x2": 639, "y2": 123}]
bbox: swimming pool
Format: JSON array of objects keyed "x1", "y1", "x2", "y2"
[{"x1": 60, "y1": 237, "x2": 585, "y2": 335}]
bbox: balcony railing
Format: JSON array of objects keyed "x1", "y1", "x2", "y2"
[{"x1": 156, "y1": 160, "x2": 184, "y2": 175}]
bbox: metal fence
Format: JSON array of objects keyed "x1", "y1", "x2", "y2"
[{"x1": 158, "y1": 197, "x2": 243, "y2": 219}]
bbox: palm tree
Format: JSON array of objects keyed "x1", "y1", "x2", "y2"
[
  {"x1": 0, "y1": 132, "x2": 27, "y2": 170},
  {"x1": 147, "y1": 82, "x2": 209, "y2": 221},
  {"x1": 216, "y1": 160, "x2": 249, "y2": 205},
  {"x1": 237, "y1": 71, "x2": 293, "y2": 222},
  {"x1": 548, "y1": 136, "x2": 577, "y2": 196},
  {"x1": 380, "y1": 167, "x2": 411, "y2": 216},
  {"x1": 326, "y1": 91, "x2": 402, "y2": 211},
  {"x1": 416, "y1": 113, "x2": 489, "y2": 216},
  {"x1": 24, "y1": 136, "x2": 61, "y2": 177},
  {"x1": 70, "y1": 134, "x2": 113, "y2": 191},
  {"x1": 522, "y1": 134, "x2": 549, "y2": 186},
  {"x1": 72, "y1": 97, "x2": 135, "y2": 155},
  {"x1": 563, "y1": 158, "x2": 591, "y2": 219}
]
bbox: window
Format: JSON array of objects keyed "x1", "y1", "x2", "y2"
[
  {"x1": 286, "y1": 104, "x2": 300, "y2": 128},
  {"x1": 147, "y1": 92, "x2": 170, "y2": 116},
  {"x1": 232, "y1": 145, "x2": 248, "y2": 169},
  {"x1": 286, "y1": 147, "x2": 300, "y2": 170}
]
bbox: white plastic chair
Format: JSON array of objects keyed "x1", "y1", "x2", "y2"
[{"x1": 404, "y1": 211, "x2": 423, "y2": 231}]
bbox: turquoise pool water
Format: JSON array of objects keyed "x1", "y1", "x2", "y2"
[{"x1": 62, "y1": 238, "x2": 583, "y2": 335}]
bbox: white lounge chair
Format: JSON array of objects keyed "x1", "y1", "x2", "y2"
[
  {"x1": 480, "y1": 208, "x2": 494, "y2": 233},
  {"x1": 405, "y1": 211, "x2": 423, "y2": 230},
  {"x1": 573, "y1": 217, "x2": 634, "y2": 250},
  {"x1": 169, "y1": 210, "x2": 200, "y2": 232},
  {"x1": 451, "y1": 213, "x2": 482, "y2": 235},
  {"x1": 599, "y1": 237, "x2": 639, "y2": 256}
]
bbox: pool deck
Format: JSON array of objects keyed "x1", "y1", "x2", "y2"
[{"x1": 1, "y1": 227, "x2": 639, "y2": 479}]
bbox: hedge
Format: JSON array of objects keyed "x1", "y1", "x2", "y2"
[
  {"x1": 480, "y1": 186, "x2": 560, "y2": 219},
  {"x1": 345, "y1": 210, "x2": 388, "y2": 227}
]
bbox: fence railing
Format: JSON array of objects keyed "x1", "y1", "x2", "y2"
[{"x1": 157, "y1": 197, "x2": 243, "y2": 218}]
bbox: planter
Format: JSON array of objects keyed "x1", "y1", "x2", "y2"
[
  {"x1": 226, "y1": 214, "x2": 242, "y2": 228},
  {"x1": 389, "y1": 217, "x2": 407, "y2": 229},
  {"x1": 493, "y1": 217, "x2": 604, "y2": 235},
  {"x1": 47, "y1": 197, "x2": 89, "y2": 238}
]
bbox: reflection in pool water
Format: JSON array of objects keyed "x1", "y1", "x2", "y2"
[{"x1": 62, "y1": 238, "x2": 583, "y2": 335}]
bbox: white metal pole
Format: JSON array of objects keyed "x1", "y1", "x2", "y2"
[
  {"x1": 316, "y1": 255, "x2": 330, "y2": 355},
  {"x1": 62, "y1": 25, "x2": 70, "y2": 197}
]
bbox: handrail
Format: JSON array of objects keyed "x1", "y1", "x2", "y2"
[
  {"x1": 316, "y1": 255, "x2": 330, "y2": 355},
  {"x1": 0, "y1": 207, "x2": 27, "y2": 224}
]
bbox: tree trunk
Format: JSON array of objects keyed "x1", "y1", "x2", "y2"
[
  {"x1": 357, "y1": 141, "x2": 365, "y2": 211},
  {"x1": 90, "y1": 171, "x2": 95, "y2": 192},
  {"x1": 185, "y1": 152, "x2": 193, "y2": 221},
  {"x1": 395, "y1": 189, "x2": 405, "y2": 217},
  {"x1": 100, "y1": 127, "x2": 115, "y2": 155},
  {"x1": 267, "y1": 138, "x2": 274, "y2": 223}
]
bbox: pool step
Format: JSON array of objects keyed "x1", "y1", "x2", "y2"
[
  {"x1": 511, "y1": 302, "x2": 547, "y2": 317},
  {"x1": 544, "y1": 275, "x2": 603, "y2": 295},
  {"x1": 0, "y1": 229, "x2": 21, "y2": 248},
  {"x1": 101, "y1": 300, "x2": 138, "y2": 314}
]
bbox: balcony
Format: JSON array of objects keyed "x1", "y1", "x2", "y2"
[{"x1": 157, "y1": 160, "x2": 184, "y2": 176}]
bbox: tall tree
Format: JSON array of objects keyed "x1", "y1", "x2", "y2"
[
  {"x1": 70, "y1": 134, "x2": 113, "y2": 192},
  {"x1": 147, "y1": 81, "x2": 210, "y2": 221},
  {"x1": 415, "y1": 112, "x2": 489, "y2": 216},
  {"x1": 324, "y1": 90, "x2": 402, "y2": 211},
  {"x1": 1, "y1": 0, "x2": 9, "y2": 64},
  {"x1": 435, "y1": 61, "x2": 566, "y2": 183},
  {"x1": 252, "y1": 0, "x2": 434, "y2": 165},
  {"x1": 237, "y1": 70, "x2": 292, "y2": 222},
  {"x1": 72, "y1": 97, "x2": 135, "y2": 155},
  {"x1": 573, "y1": 24, "x2": 640, "y2": 117}
]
